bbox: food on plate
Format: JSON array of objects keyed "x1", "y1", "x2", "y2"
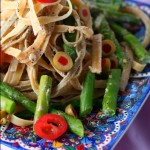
[{"x1": 0, "y1": 0, "x2": 150, "y2": 140}]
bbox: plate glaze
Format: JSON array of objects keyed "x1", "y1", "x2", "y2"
[{"x1": 1, "y1": 0, "x2": 150, "y2": 150}]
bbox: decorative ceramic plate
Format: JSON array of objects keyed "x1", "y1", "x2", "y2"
[{"x1": 1, "y1": 0, "x2": 150, "y2": 150}]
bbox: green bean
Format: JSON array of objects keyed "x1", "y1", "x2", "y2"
[
  {"x1": 80, "y1": 71, "x2": 95, "y2": 118},
  {"x1": 96, "y1": 15, "x2": 127, "y2": 68},
  {"x1": 34, "y1": 75, "x2": 52, "y2": 123},
  {"x1": 0, "y1": 95, "x2": 16, "y2": 114},
  {"x1": 102, "y1": 69, "x2": 121, "y2": 116},
  {"x1": 111, "y1": 23, "x2": 150, "y2": 63},
  {"x1": 50, "y1": 109, "x2": 84, "y2": 138},
  {"x1": 0, "y1": 81, "x2": 36, "y2": 113}
]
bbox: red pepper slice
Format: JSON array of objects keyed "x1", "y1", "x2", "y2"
[
  {"x1": 34, "y1": 114, "x2": 68, "y2": 140},
  {"x1": 0, "y1": 48, "x2": 12, "y2": 66},
  {"x1": 37, "y1": 0, "x2": 56, "y2": 3}
]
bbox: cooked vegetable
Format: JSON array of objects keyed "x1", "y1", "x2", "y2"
[
  {"x1": 0, "y1": 81, "x2": 36, "y2": 113},
  {"x1": 0, "y1": 95, "x2": 16, "y2": 114},
  {"x1": 63, "y1": 44, "x2": 77, "y2": 61},
  {"x1": 50, "y1": 109, "x2": 84, "y2": 137},
  {"x1": 34, "y1": 75, "x2": 52, "y2": 123},
  {"x1": 110, "y1": 23, "x2": 150, "y2": 63},
  {"x1": 132, "y1": 60, "x2": 146, "y2": 72},
  {"x1": 65, "y1": 104, "x2": 78, "y2": 118},
  {"x1": 102, "y1": 69, "x2": 121, "y2": 116},
  {"x1": 102, "y1": 39, "x2": 116, "y2": 57},
  {"x1": 37, "y1": 0, "x2": 56, "y2": 3},
  {"x1": 102, "y1": 58, "x2": 111, "y2": 75},
  {"x1": 91, "y1": 9, "x2": 141, "y2": 26},
  {"x1": 10, "y1": 114, "x2": 33, "y2": 127},
  {"x1": 109, "y1": 55, "x2": 118, "y2": 68},
  {"x1": 96, "y1": 15, "x2": 127, "y2": 68},
  {"x1": 80, "y1": 71, "x2": 95, "y2": 118},
  {"x1": 0, "y1": 48, "x2": 12, "y2": 66},
  {"x1": 53, "y1": 51, "x2": 73, "y2": 72},
  {"x1": 34, "y1": 114, "x2": 68, "y2": 140},
  {"x1": 121, "y1": 6, "x2": 150, "y2": 48}
]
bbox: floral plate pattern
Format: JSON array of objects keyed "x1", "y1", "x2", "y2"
[{"x1": 1, "y1": 0, "x2": 150, "y2": 150}]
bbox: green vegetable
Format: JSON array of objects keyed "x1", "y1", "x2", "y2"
[
  {"x1": 63, "y1": 9, "x2": 77, "y2": 61},
  {"x1": 96, "y1": 15, "x2": 127, "y2": 68},
  {"x1": 110, "y1": 23, "x2": 150, "y2": 63},
  {"x1": 50, "y1": 109, "x2": 84, "y2": 138},
  {"x1": 34, "y1": 75, "x2": 52, "y2": 123},
  {"x1": 80, "y1": 71, "x2": 95, "y2": 118},
  {"x1": 0, "y1": 95, "x2": 16, "y2": 114},
  {"x1": 102, "y1": 69, "x2": 121, "y2": 116},
  {"x1": 63, "y1": 43, "x2": 77, "y2": 61},
  {"x1": 0, "y1": 81, "x2": 36, "y2": 113}
]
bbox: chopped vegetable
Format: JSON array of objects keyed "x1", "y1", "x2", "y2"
[
  {"x1": 37, "y1": 0, "x2": 56, "y2": 3},
  {"x1": 34, "y1": 114, "x2": 68, "y2": 140},
  {"x1": 53, "y1": 52, "x2": 73, "y2": 72},
  {"x1": 102, "y1": 69, "x2": 121, "y2": 116},
  {"x1": 102, "y1": 58, "x2": 111, "y2": 75},
  {"x1": 65, "y1": 104, "x2": 77, "y2": 118},
  {"x1": 0, "y1": 95, "x2": 16, "y2": 114},
  {"x1": 110, "y1": 23, "x2": 150, "y2": 63},
  {"x1": 80, "y1": 71, "x2": 95, "y2": 118},
  {"x1": 96, "y1": 15, "x2": 127, "y2": 68},
  {"x1": 109, "y1": 55, "x2": 118, "y2": 68},
  {"x1": 0, "y1": 81, "x2": 36, "y2": 113},
  {"x1": 50, "y1": 109, "x2": 84, "y2": 137},
  {"x1": 102, "y1": 39, "x2": 116, "y2": 56},
  {"x1": 0, "y1": 48, "x2": 12, "y2": 66},
  {"x1": 34, "y1": 75, "x2": 52, "y2": 123},
  {"x1": 63, "y1": 44, "x2": 77, "y2": 61}
]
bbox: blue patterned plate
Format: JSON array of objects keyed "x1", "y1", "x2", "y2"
[{"x1": 1, "y1": 0, "x2": 150, "y2": 150}]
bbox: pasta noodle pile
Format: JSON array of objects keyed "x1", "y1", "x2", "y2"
[{"x1": 1, "y1": 0, "x2": 98, "y2": 102}]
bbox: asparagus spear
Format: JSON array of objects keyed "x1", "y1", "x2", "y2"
[
  {"x1": 102, "y1": 69, "x2": 121, "y2": 116},
  {"x1": 34, "y1": 75, "x2": 52, "y2": 123},
  {"x1": 110, "y1": 23, "x2": 150, "y2": 63},
  {"x1": 0, "y1": 95, "x2": 16, "y2": 114},
  {"x1": 50, "y1": 109, "x2": 84, "y2": 138},
  {"x1": 80, "y1": 71, "x2": 95, "y2": 118},
  {"x1": 0, "y1": 81, "x2": 36, "y2": 113},
  {"x1": 63, "y1": 14, "x2": 77, "y2": 61},
  {"x1": 96, "y1": 15, "x2": 127, "y2": 68},
  {"x1": 83, "y1": 0, "x2": 122, "y2": 11}
]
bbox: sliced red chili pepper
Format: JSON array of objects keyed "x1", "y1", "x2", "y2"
[
  {"x1": 0, "y1": 48, "x2": 12, "y2": 66},
  {"x1": 37, "y1": 0, "x2": 56, "y2": 3},
  {"x1": 34, "y1": 114, "x2": 68, "y2": 140}
]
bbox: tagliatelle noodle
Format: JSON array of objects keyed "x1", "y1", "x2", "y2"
[
  {"x1": 26, "y1": 65, "x2": 39, "y2": 94},
  {"x1": 121, "y1": 6, "x2": 150, "y2": 48},
  {"x1": 70, "y1": 78, "x2": 82, "y2": 91},
  {"x1": 1, "y1": 21, "x2": 28, "y2": 44},
  {"x1": 1, "y1": 1, "x2": 18, "y2": 10},
  {"x1": 1, "y1": 12, "x2": 17, "y2": 38},
  {"x1": 38, "y1": 58, "x2": 54, "y2": 72},
  {"x1": 15, "y1": 80, "x2": 32, "y2": 92},
  {"x1": 54, "y1": 25, "x2": 93, "y2": 39},
  {"x1": 17, "y1": 0, "x2": 73, "y2": 26},
  {"x1": 1, "y1": 10, "x2": 15, "y2": 20},
  {"x1": 89, "y1": 34, "x2": 102, "y2": 74},
  {"x1": 2, "y1": 28, "x2": 31, "y2": 50}
]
